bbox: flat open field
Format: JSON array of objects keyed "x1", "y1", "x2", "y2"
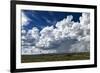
[{"x1": 21, "y1": 52, "x2": 90, "y2": 63}]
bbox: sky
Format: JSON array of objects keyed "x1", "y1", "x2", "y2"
[
  {"x1": 21, "y1": 10, "x2": 90, "y2": 55},
  {"x1": 22, "y1": 10, "x2": 82, "y2": 31}
]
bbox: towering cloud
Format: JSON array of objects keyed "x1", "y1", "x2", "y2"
[{"x1": 21, "y1": 12, "x2": 90, "y2": 55}]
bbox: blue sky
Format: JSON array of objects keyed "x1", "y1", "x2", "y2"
[{"x1": 22, "y1": 10, "x2": 82, "y2": 30}]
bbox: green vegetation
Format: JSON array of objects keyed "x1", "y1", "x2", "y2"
[{"x1": 21, "y1": 52, "x2": 90, "y2": 63}]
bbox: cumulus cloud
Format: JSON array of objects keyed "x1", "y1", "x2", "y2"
[{"x1": 21, "y1": 12, "x2": 90, "y2": 55}]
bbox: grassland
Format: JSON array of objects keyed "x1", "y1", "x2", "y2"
[{"x1": 21, "y1": 52, "x2": 90, "y2": 63}]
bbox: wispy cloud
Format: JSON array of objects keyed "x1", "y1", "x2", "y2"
[{"x1": 22, "y1": 12, "x2": 31, "y2": 26}]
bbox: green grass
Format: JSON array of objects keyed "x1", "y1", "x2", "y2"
[{"x1": 21, "y1": 52, "x2": 90, "y2": 63}]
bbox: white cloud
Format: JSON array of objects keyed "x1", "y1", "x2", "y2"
[
  {"x1": 22, "y1": 12, "x2": 31, "y2": 26},
  {"x1": 21, "y1": 12, "x2": 90, "y2": 55},
  {"x1": 27, "y1": 27, "x2": 40, "y2": 40}
]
